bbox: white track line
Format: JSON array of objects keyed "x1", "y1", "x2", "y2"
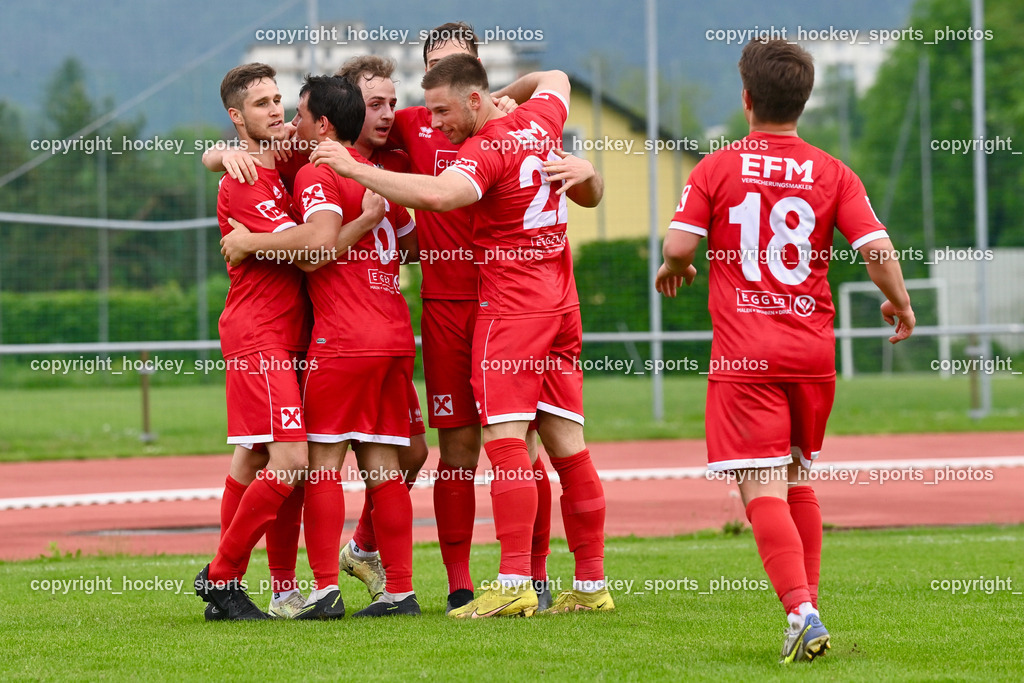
[{"x1": 2, "y1": 455, "x2": 1023, "y2": 511}]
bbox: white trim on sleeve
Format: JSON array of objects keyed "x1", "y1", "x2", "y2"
[
  {"x1": 850, "y1": 230, "x2": 889, "y2": 250},
  {"x1": 302, "y1": 203, "x2": 343, "y2": 223},
  {"x1": 668, "y1": 221, "x2": 708, "y2": 237}
]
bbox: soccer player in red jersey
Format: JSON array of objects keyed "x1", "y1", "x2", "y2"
[
  {"x1": 386, "y1": 23, "x2": 601, "y2": 613},
  {"x1": 311, "y1": 54, "x2": 613, "y2": 618},
  {"x1": 193, "y1": 63, "x2": 313, "y2": 620},
  {"x1": 655, "y1": 40, "x2": 915, "y2": 662},
  {"x1": 224, "y1": 74, "x2": 420, "y2": 618},
  {"x1": 331, "y1": 55, "x2": 430, "y2": 603}
]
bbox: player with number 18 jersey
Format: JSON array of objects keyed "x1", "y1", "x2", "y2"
[
  {"x1": 671, "y1": 133, "x2": 887, "y2": 381},
  {"x1": 671, "y1": 132, "x2": 888, "y2": 469}
]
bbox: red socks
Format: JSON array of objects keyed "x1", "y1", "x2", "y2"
[
  {"x1": 788, "y1": 485, "x2": 822, "y2": 608},
  {"x1": 266, "y1": 485, "x2": 304, "y2": 594},
  {"x1": 531, "y1": 457, "x2": 552, "y2": 582},
  {"x1": 209, "y1": 474, "x2": 292, "y2": 583},
  {"x1": 485, "y1": 438, "x2": 538, "y2": 577},
  {"x1": 303, "y1": 472, "x2": 345, "y2": 589},
  {"x1": 745, "y1": 496, "x2": 812, "y2": 614},
  {"x1": 368, "y1": 478, "x2": 414, "y2": 594},
  {"x1": 550, "y1": 449, "x2": 606, "y2": 583},
  {"x1": 219, "y1": 475, "x2": 247, "y2": 540},
  {"x1": 433, "y1": 461, "x2": 476, "y2": 592},
  {"x1": 351, "y1": 494, "x2": 378, "y2": 553}
]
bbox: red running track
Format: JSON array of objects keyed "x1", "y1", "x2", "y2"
[{"x1": 1, "y1": 432, "x2": 1022, "y2": 561}]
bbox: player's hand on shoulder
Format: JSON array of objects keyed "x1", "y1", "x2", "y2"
[
  {"x1": 223, "y1": 149, "x2": 261, "y2": 185},
  {"x1": 881, "y1": 300, "x2": 915, "y2": 344},
  {"x1": 360, "y1": 189, "x2": 386, "y2": 228},
  {"x1": 310, "y1": 139, "x2": 356, "y2": 177},
  {"x1": 542, "y1": 149, "x2": 594, "y2": 195},
  {"x1": 493, "y1": 95, "x2": 518, "y2": 114},
  {"x1": 221, "y1": 217, "x2": 254, "y2": 267}
]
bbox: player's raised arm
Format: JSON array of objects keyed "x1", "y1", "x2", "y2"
[
  {"x1": 493, "y1": 70, "x2": 571, "y2": 104},
  {"x1": 220, "y1": 189, "x2": 384, "y2": 271},
  {"x1": 543, "y1": 149, "x2": 603, "y2": 206},
  {"x1": 203, "y1": 146, "x2": 261, "y2": 185},
  {"x1": 856, "y1": 237, "x2": 916, "y2": 343},
  {"x1": 310, "y1": 139, "x2": 478, "y2": 212}
]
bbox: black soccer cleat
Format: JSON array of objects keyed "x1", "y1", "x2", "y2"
[
  {"x1": 445, "y1": 589, "x2": 474, "y2": 615},
  {"x1": 353, "y1": 594, "x2": 421, "y2": 617},
  {"x1": 204, "y1": 603, "x2": 227, "y2": 621},
  {"x1": 293, "y1": 589, "x2": 346, "y2": 620},
  {"x1": 194, "y1": 564, "x2": 268, "y2": 621},
  {"x1": 533, "y1": 580, "x2": 553, "y2": 612}
]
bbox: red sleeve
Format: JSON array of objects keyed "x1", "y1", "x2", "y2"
[
  {"x1": 835, "y1": 164, "x2": 888, "y2": 249},
  {"x1": 227, "y1": 174, "x2": 297, "y2": 234},
  {"x1": 444, "y1": 137, "x2": 503, "y2": 200},
  {"x1": 394, "y1": 204, "x2": 415, "y2": 237},
  {"x1": 668, "y1": 160, "x2": 712, "y2": 237},
  {"x1": 294, "y1": 164, "x2": 345, "y2": 223}
]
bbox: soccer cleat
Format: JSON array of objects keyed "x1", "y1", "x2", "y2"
[
  {"x1": 339, "y1": 543, "x2": 386, "y2": 601},
  {"x1": 352, "y1": 594, "x2": 421, "y2": 617},
  {"x1": 447, "y1": 582, "x2": 538, "y2": 619},
  {"x1": 533, "y1": 580, "x2": 553, "y2": 612},
  {"x1": 204, "y1": 603, "x2": 227, "y2": 621},
  {"x1": 294, "y1": 589, "x2": 346, "y2": 620},
  {"x1": 540, "y1": 588, "x2": 615, "y2": 615},
  {"x1": 194, "y1": 564, "x2": 268, "y2": 621},
  {"x1": 268, "y1": 591, "x2": 307, "y2": 619},
  {"x1": 445, "y1": 589, "x2": 475, "y2": 615},
  {"x1": 779, "y1": 613, "x2": 831, "y2": 664}
]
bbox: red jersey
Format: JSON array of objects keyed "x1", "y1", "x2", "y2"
[
  {"x1": 293, "y1": 148, "x2": 415, "y2": 358},
  {"x1": 389, "y1": 106, "x2": 477, "y2": 300},
  {"x1": 670, "y1": 132, "x2": 889, "y2": 381},
  {"x1": 216, "y1": 167, "x2": 310, "y2": 359},
  {"x1": 445, "y1": 91, "x2": 577, "y2": 320}
]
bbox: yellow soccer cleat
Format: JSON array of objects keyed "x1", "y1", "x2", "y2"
[
  {"x1": 447, "y1": 581, "x2": 539, "y2": 619},
  {"x1": 339, "y1": 543, "x2": 386, "y2": 601},
  {"x1": 540, "y1": 588, "x2": 615, "y2": 614},
  {"x1": 267, "y1": 590, "x2": 307, "y2": 619}
]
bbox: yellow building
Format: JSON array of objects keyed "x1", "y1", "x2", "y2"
[{"x1": 564, "y1": 76, "x2": 699, "y2": 244}]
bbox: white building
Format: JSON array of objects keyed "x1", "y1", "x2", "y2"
[
  {"x1": 798, "y1": 39, "x2": 892, "y2": 111},
  {"x1": 244, "y1": 21, "x2": 540, "y2": 110}
]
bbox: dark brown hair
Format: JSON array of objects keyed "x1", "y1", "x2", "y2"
[
  {"x1": 738, "y1": 40, "x2": 814, "y2": 124},
  {"x1": 422, "y1": 22, "x2": 478, "y2": 64},
  {"x1": 420, "y1": 53, "x2": 488, "y2": 94},
  {"x1": 220, "y1": 63, "x2": 276, "y2": 111}
]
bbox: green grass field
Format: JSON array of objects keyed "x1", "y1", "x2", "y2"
[
  {"x1": 3, "y1": 525, "x2": 1022, "y2": 680},
  {"x1": 0, "y1": 374, "x2": 1021, "y2": 461}
]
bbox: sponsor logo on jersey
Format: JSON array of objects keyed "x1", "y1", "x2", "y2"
[
  {"x1": 434, "y1": 150, "x2": 458, "y2": 175},
  {"x1": 507, "y1": 120, "x2": 552, "y2": 151},
  {"x1": 531, "y1": 232, "x2": 566, "y2": 251},
  {"x1": 735, "y1": 289, "x2": 792, "y2": 314},
  {"x1": 300, "y1": 183, "x2": 326, "y2": 211},
  {"x1": 793, "y1": 295, "x2": 816, "y2": 317},
  {"x1": 418, "y1": 126, "x2": 434, "y2": 138},
  {"x1": 432, "y1": 394, "x2": 454, "y2": 417},
  {"x1": 367, "y1": 268, "x2": 400, "y2": 294},
  {"x1": 280, "y1": 407, "x2": 302, "y2": 429},
  {"x1": 739, "y1": 154, "x2": 814, "y2": 183},
  {"x1": 451, "y1": 157, "x2": 478, "y2": 175},
  {"x1": 256, "y1": 199, "x2": 287, "y2": 222}
]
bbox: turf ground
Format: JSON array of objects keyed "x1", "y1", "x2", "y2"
[
  {"x1": 1, "y1": 374, "x2": 1021, "y2": 460},
  {"x1": 4, "y1": 525, "x2": 1022, "y2": 680}
]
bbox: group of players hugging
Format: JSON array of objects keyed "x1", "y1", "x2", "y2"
[{"x1": 193, "y1": 21, "x2": 914, "y2": 664}]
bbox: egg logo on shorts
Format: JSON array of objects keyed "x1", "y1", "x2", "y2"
[
  {"x1": 281, "y1": 407, "x2": 302, "y2": 429},
  {"x1": 432, "y1": 394, "x2": 453, "y2": 417}
]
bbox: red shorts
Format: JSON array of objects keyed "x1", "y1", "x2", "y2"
[
  {"x1": 302, "y1": 355, "x2": 413, "y2": 446},
  {"x1": 421, "y1": 298, "x2": 480, "y2": 429},
  {"x1": 472, "y1": 310, "x2": 584, "y2": 426},
  {"x1": 705, "y1": 379, "x2": 835, "y2": 471},
  {"x1": 225, "y1": 349, "x2": 307, "y2": 446},
  {"x1": 407, "y1": 379, "x2": 425, "y2": 437}
]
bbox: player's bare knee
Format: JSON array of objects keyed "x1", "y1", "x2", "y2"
[
  {"x1": 438, "y1": 425, "x2": 481, "y2": 469},
  {"x1": 399, "y1": 435, "x2": 429, "y2": 480},
  {"x1": 537, "y1": 413, "x2": 586, "y2": 459}
]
